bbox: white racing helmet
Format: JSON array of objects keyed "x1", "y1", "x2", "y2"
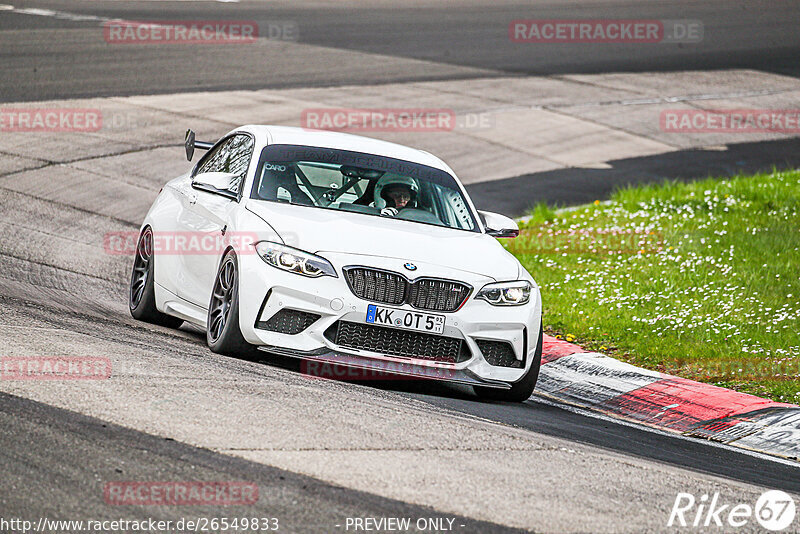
[{"x1": 373, "y1": 174, "x2": 420, "y2": 209}]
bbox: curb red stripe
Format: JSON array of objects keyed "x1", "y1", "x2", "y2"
[
  {"x1": 598, "y1": 377, "x2": 792, "y2": 432},
  {"x1": 540, "y1": 335, "x2": 584, "y2": 364},
  {"x1": 538, "y1": 341, "x2": 799, "y2": 460}
]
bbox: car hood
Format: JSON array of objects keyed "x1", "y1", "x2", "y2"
[{"x1": 245, "y1": 200, "x2": 520, "y2": 280}]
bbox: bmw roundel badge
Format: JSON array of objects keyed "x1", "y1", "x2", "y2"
[{"x1": 404, "y1": 262, "x2": 417, "y2": 271}]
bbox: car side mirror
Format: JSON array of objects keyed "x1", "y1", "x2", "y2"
[
  {"x1": 478, "y1": 210, "x2": 519, "y2": 238},
  {"x1": 192, "y1": 171, "x2": 239, "y2": 200}
]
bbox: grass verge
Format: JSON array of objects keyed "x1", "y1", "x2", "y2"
[{"x1": 506, "y1": 169, "x2": 799, "y2": 403}]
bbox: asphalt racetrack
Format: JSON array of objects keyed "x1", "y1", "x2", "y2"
[
  {"x1": 1, "y1": 1, "x2": 799, "y2": 532},
  {"x1": 2, "y1": 0, "x2": 800, "y2": 100}
]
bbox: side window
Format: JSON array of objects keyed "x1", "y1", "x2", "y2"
[
  {"x1": 225, "y1": 135, "x2": 254, "y2": 193},
  {"x1": 196, "y1": 141, "x2": 227, "y2": 175},
  {"x1": 195, "y1": 134, "x2": 254, "y2": 194}
]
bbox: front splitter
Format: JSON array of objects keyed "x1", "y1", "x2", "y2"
[{"x1": 256, "y1": 345, "x2": 511, "y2": 389}]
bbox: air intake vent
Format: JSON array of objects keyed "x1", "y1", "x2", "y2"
[
  {"x1": 476, "y1": 339, "x2": 522, "y2": 368},
  {"x1": 326, "y1": 321, "x2": 470, "y2": 364},
  {"x1": 256, "y1": 309, "x2": 320, "y2": 334}
]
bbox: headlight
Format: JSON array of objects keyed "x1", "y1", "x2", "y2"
[
  {"x1": 254, "y1": 241, "x2": 337, "y2": 278},
  {"x1": 475, "y1": 281, "x2": 532, "y2": 306}
]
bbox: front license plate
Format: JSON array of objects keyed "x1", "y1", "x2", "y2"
[{"x1": 365, "y1": 304, "x2": 445, "y2": 335}]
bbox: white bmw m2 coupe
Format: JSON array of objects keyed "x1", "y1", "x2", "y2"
[{"x1": 130, "y1": 125, "x2": 542, "y2": 401}]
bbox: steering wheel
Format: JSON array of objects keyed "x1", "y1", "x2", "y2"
[{"x1": 396, "y1": 208, "x2": 443, "y2": 225}]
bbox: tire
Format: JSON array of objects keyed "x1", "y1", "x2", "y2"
[
  {"x1": 473, "y1": 323, "x2": 543, "y2": 403},
  {"x1": 206, "y1": 250, "x2": 253, "y2": 356},
  {"x1": 129, "y1": 227, "x2": 184, "y2": 328}
]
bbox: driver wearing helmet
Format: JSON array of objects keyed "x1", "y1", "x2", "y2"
[{"x1": 373, "y1": 175, "x2": 419, "y2": 217}]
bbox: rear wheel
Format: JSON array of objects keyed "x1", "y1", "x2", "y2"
[
  {"x1": 129, "y1": 227, "x2": 184, "y2": 328},
  {"x1": 473, "y1": 324, "x2": 543, "y2": 402},
  {"x1": 206, "y1": 250, "x2": 253, "y2": 355}
]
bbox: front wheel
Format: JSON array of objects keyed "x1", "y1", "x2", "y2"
[
  {"x1": 473, "y1": 324, "x2": 543, "y2": 403},
  {"x1": 206, "y1": 250, "x2": 253, "y2": 356},
  {"x1": 129, "y1": 227, "x2": 184, "y2": 328}
]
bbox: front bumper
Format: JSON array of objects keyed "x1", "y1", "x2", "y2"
[{"x1": 238, "y1": 252, "x2": 542, "y2": 385}]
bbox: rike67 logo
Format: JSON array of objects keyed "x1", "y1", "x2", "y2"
[{"x1": 668, "y1": 490, "x2": 796, "y2": 531}]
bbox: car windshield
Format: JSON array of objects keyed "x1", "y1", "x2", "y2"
[{"x1": 250, "y1": 144, "x2": 478, "y2": 232}]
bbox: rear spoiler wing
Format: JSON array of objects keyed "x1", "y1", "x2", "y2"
[{"x1": 184, "y1": 129, "x2": 214, "y2": 161}]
